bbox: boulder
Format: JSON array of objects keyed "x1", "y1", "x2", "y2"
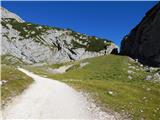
[{"x1": 145, "y1": 75, "x2": 153, "y2": 81}]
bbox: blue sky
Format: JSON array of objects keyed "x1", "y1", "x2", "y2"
[{"x1": 2, "y1": 1, "x2": 157, "y2": 46}]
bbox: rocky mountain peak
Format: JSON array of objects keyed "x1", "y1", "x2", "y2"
[
  {"x1": 1, "y1": 7, "x2": 118, "y2": 64},
  {"x1": 120, "y1": 2, "x2": 160, "y2": 67},
  {"x1": 1, "y1": 7, "x2": 24, "y2": 22}
]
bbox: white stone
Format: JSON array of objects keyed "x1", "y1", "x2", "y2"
[
  {"x1": 107, "y1": 91, "x2": 114, "y2": 95},
  {"x1": 127, "y1": 70, "x2": 135, "y2": 74},
  {"x1": 128, "y1": 76, "x2": 132, "y2": 80},
  {"x1": 31, "y1": 31, "x2": 35, "y2": 34},
  {"x1": 145, "y1": 75, "x2": 152, "y2": 81},
  {"x1": 128, "y1": 66, "x2": 136, "y2": 69},
  {"x1": 80, "y1": 62, "x2": 89, "y2": 68}
]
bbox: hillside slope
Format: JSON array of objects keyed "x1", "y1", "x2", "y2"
[
  {"x1": 1, "y1": 65, "x2": 33, "y2": 106},
  {"x1": 1, "y1": 7, "x2": 117, "y2": 64},
  {"x1": 25, "y1": 55, "x2": 160, "y2": 120}
]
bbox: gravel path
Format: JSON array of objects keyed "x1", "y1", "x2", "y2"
[{"x1": 2, "y1": 68, "x2": 117, "y2": 119}]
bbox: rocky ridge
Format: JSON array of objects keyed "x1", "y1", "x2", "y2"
[
  {"x1": 120, "y1": 2, "x2": 160, "y2": 67},
  {"x1": 0, "y1": 7, "x2": 24, "y2": 22},
  {"x1": 1, "y1": 7, "x2": 118, "y2": 64}
]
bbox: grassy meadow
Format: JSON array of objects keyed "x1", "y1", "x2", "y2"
[
  {"x1": 1, "y1": 56, "x2": 33, "y2": 106},
  {"x1": 25, "y1": 55, "x2": 160, "y2": 120}
]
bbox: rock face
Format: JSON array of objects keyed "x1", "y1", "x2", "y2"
[
  {"x1": 1, "y1": 7, "x2": 118, "y2": 64},
  {"x1": 120, "y1": 2, "x2": 160, "y2": 67},
  {"x1": 0, "y1": 7, "x2": 24, "y2": 22}
]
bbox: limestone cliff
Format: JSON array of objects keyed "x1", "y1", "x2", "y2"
[{"x1": 1, "y1": 7, "x2": 117, "y2": 64}]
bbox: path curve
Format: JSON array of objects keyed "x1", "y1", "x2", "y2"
[{"x1": 2, "y1": 68, "x2": 117, "y2": 119}]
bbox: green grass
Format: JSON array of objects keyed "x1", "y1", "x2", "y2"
[
  {"x1": 1, "y1": 54, "x2": 25, "y2": 66},
  {"x1": 49, "y1": 63, "x2": 66, "y2": 69},
  {"x1": 86, "y1": 36, "x2": 110, "y2": 52},
  {"x1": 1, "y1": 65, "x2": 33, "y2": 106},
  {"x1": 47, "y1": 55, "x2": 148, "y2": 82},
  {"x1": 71, "y1": 36, "x2": 111, "y2": 52},
  {"x1": 25, "y1": 55, "x2": 160, "y2": 120},
  {"x1": 62, "y1": 80, "x2": 160, "y2": 120},
  {"x1": 69, "y1": 30, "x2": 112, "y2": 52}
]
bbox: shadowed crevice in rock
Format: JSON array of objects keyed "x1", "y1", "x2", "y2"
[{"x1": 110, "y1": 48, "x2": 118, "y2": 55}]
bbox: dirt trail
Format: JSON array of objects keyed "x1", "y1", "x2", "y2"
[{"x1": 2, "y1": 68, "x2": 117, "y2": 119}]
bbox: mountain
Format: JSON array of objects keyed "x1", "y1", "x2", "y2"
[
  {"x1": 0, "y1": 7, "x2": 24, "y2": 22},
  {"x1": 120, "y1": 2, "x2": 160, "y2": 67},
  {"x1": 1, "y1": 7, "x2": 118, "y2": 64}
]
